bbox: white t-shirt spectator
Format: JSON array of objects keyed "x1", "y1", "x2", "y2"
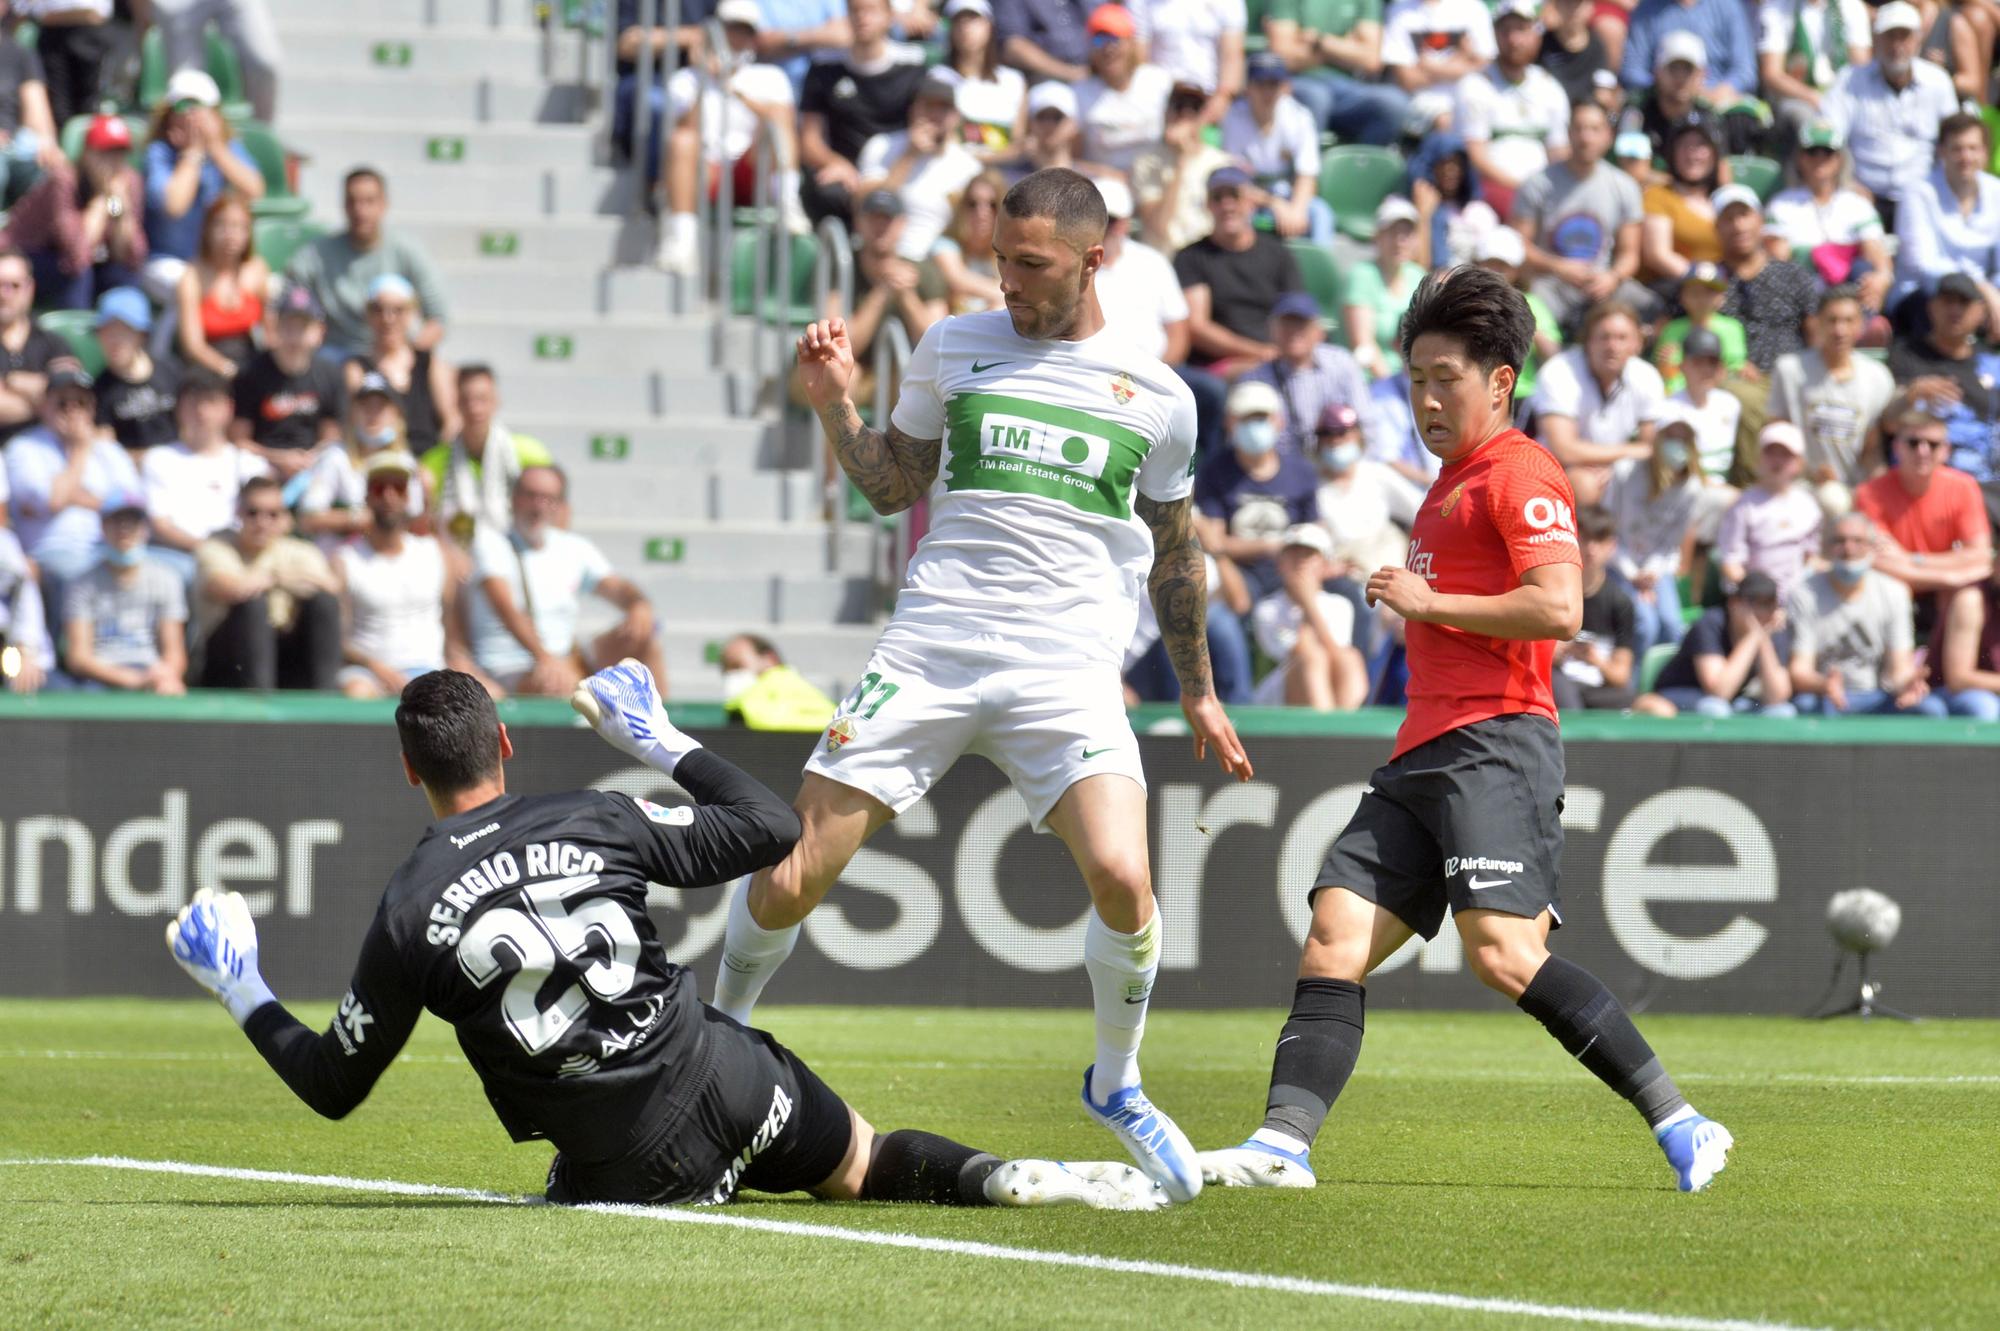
[
  {"x1": 667, "y1": 61, "x2": 795, "y2": 163},
  {"x1": 142, "y1": 442, "x2": 271, "y2": 543},
  {"x1": 1250, "y1": 585, "x2": 1356, "y2": 703},
  {"x1": 856, "y1": 132, "x2": 985, "y2": 260},
  {"x1": 1607, "y1": 462, "x2": 1708, "y2": 581},
  {"x1": 1530, "y1": 346, "x2": 1666, "y2": 448},
  {"x1": 3, "y1": 428, "x2": 141, "y2": 562},
  {"x1": 1717, "y1": 483, "x2": 1822, "y2": 600},
  {"x1": 1787, "y1": 568, "x2": 1912, "y2": 694},
  {"x1": 1380, "y1": 0, "x2": 1497, "y2": 70},
  {"x1": 1095, "y1": 239, "x2": 1189, "y2": 362},
  {"x1": 1076, "y1": 64, "x2": 1175, "y2": 175},
  {"x1": 1763, "y1": 185, "x2": 1885, "y2": 256},
  {"x1": 1755, "y1": 0, "x2": 1870, "y2": 69},
  {"x1": 338, "y1": 533, "x2": 448, "y2": 674},
  {"x1": 1316, "y1": 462, "x2": 1425, "y2": 568},
  {"x1": 1664, "y1": 389, "x2": 1743, "y2": 481},
  {"x1": 1220, "y1": 95, "x2": 1321, "y2": 194},
  {"x1": 1133, "y1": 0, "x2": 1247, "y2": 95},
  {"x1": 937, "y1": 65, "x2": 1028, "y2": 151},
  {"x1": 468, "y1": 525, "x2": 612, "y2": 679},
  {"x1": 1456, "y1": 63, "x2": 1569, "y2": 185}
]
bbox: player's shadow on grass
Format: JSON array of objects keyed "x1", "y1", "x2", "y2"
[
  {"x1": 1323, "y1": 1176, "x2": 1643, "y2": 1193},
  {"x1": 22, "y1": 1198, "x2": 510, "y2": 1210}
]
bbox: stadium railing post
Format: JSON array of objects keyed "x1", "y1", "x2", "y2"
[
  {"x1": 750, "y1": 131, "x2": 770, "y2": 389},
  {"x1": 871, "y1": 319, "x2": 913, "y2": 603},
  {"x1": 706, "y1": 14, "x2": 731, "y2": 367},
  {"x1": 811, "y1": 216, "x2": 853, "y2": 530},
  {"x1": 769, "y1": 130, "x2": 795, "y2": 401},
  {"x1": 632, "y1": 0, "x2": 659, "y2": 211}
]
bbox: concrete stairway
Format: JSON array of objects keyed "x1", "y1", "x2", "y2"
[{"x1": 263, "y1": 0, "x2": 885, "y2": 701}]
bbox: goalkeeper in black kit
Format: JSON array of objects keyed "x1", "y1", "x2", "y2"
[{"x1": 167, "y1": 664, "x2": 1161, "y2": 1212}]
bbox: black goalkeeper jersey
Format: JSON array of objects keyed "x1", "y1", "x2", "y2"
[{"x1": 241, "y1": 749, "x2": 800, "y2": 1163}]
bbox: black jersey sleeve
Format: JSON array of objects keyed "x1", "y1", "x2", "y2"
[
  {"x1": 241, "y1": 909, "x2": 424, "y2": 1120},
  {"x1": 610, "y1": 748, "x2": 802, "y2": 888}
]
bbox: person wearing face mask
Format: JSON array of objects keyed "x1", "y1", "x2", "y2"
[
  {"x1": 297, "y1": 370, "x2": 431, "y2": 547},
  {"x1": 718, "y1": 631, "x2": 837, "y2": 730},
  {"x1": 1606, "y1": 414, "x2": 1717, "y2": 654},
  {"x1": 1312, "y1": 402, "x2": 1423, "y2": 576},
  {"x1": 1785, "y1": 510, "x2": 1945, "y2": 714},
  {"x1": 1193, "y1": 378, "x2": 1321, "y2": 600},
  {"x1": 59, "y1": 496, "x2": 187, "y2": 694}
]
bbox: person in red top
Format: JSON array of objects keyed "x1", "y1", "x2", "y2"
[
  {"x1": 1851, "y1": 398, "x2": 1996, "y2": 604},
  {"x1": 1199, "y1": 265, "x2": 1735, "y2": 1195}
]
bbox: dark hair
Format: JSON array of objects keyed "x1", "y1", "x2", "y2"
[
  {"x1": 947, "y1": 2, "x2": 1000, "y2": 81},
  {"x1": 1577, "y1": 503, "x2": 1617, "y2": 543},
  {"x1": 396, "y1": 670, "x2": 502, "y2": 794},
  {"x1": 457, "y1": 362, "x2": 496, "y2": 389},
  {"x1": 1816, "y1": 283, "x2": 1862, "y2": 314},
  {"x1": 732, "y1": 632, "x2": 782, "y2": 663},
  {"x1": 178, "y1": 367, "x2": 234, "y2": 402},
  {"x1": 514, "y1": 463, "x2": 567, "y2": 498},
  {"x1": 1938, "y1": 111, "x2": 1991, "y2": 153},
  {"x1": 1001, "y1": 167, "x2": 1108, "y2": 250},
  {"x1": 1398, "y1": 264, "x2": 1534, "y2": 384},
  {"x1": 238, "y1": 474, "x2": 282, "y2": 508},
  {"x1": 344, "y1": 166, "x2": 386, "y2": 195},
  {"x1": 1667, "y1": 118, "x2": 1720, "y2": 191}
]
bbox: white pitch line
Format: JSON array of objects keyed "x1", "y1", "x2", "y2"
[{"x1": 0, "y1": 1154, "x2": 1829, "y2": 1331}]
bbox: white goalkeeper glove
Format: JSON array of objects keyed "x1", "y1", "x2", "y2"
[
  {"x1": 165, "y1": 888, "x2": 277, "y2": 1027},
  {"x1": 571, "y1": 657, "x2": 703, "y2": 775}
]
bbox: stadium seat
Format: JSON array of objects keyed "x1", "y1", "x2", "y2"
[
  {"x1": 1317, "y1": 145, "x2": 1405, "y2": 242},
  {"x1": 232, "y1": 121, "x2": 292, "y2": 199},
  {"x1": 139, "y1": 27, "x2": 252, "y2": 119},
  {"x1": 1637, "y1": 641, "x2": 1678, "y2": 694},
  {"x1": 253, "y1": 217, "x2": 326, "y2": 273},
  {"x1": 1726, "y1": 154, "x2": 1781, "y2": 204},
  {"x1": 37, "y1": 309, "x2": 105, "y2": 377},
  {"x1": 1286, "y1": 240, "x2": 1345, "y2": 344},
  {"x1": 729, "y1": 230, "x2": 819, "y2": 325},
  {"x1": 1244, "y1": 0, "x2": 1271, "y2": 52}
]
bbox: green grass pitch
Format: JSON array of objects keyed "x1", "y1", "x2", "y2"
[{"x1": 4, "y1": 999, "x2": 1998, "y2": 1330}]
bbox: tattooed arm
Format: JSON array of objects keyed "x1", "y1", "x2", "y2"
[
  {"x1": 795, "y1": 317, "x2": 942, "y2": 516},
  {"x1": 1138, "y1": 493, "x2": 1254, "y2": 779}
]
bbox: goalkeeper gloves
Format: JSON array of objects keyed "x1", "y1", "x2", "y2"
[
  {"x1": 166, "y1": 888, "x2": 277, "y2": 1027},
  {"x1": 571, "y1": 657, "x2": 703, "y2": 775}
]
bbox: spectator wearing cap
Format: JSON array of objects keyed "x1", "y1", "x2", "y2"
[
  {"x1": 1612, "y1": 127, "x2": 1653, "y2": 186},
  {"x1": 1768, "y1": 285, "x2": 1895, "y2": 503},
  {"x1": 230, "y1": 283, "x2": 345, "y2": 479},
  {"x1": 1311, "y1": 400, "x2": 1423, "y2": 572},
  {"x1": 297, "y1": 370, "x2": 431, "y2": 546},
  {"x1": 0, "y1": 113, "x2": 146, "y2": 311},
  {"x1": 1885, "y1": 274, "x2": 2000, "y2": 484},
  {"x1": 422, "y1": 364, "x2": 553, "y2": 552},
  {"x1": 1240, "y1": 291, "x2": 1373, "y2": 458},
  {"x1": 1473, "y1": 227, "x2": 1559, "y2": 401},
  {"x1": 1890, "y1": 113, "x2": 2000, "y2": 339},
  {"x1": 1619, "y1": 0, "x2": 1755, "y2": 103},
  {"x1": 1666, "y1": 326, "x2": 1744, "y2": 481},
  {"x1": 1784, "y1": 510, "x2": 1945, "y2": 715},
  {"x1": 286, "y1": 167, "x2": 449, "y2": 357},
  {"x1": 1537, "y1": 0, "x2": 1613, "y2": 113},
  {"x1": 1639, "y1": 112, "x2": 1723, "y2": 283},
  {"x1": 994, "y1": 83, "x2": 1091, "y2": 184},
  {"x1": 141, "y1": 70, "x2": 265, "y2": 303},
  {"x1": 798, "y1": 0, "x2": 928, "y2": 226},
  {"x1": 1628, "y1": 31, "x2": 1760, "y2": 167},
  {"x1": 1249, "y1": 522, "x2": 1369, "y2": 709},
  {"x1": 1260, "y1": 0, "x2": 1408, "y2": 146},
  {"x1": 1715, "y1": 185, "x2": 1818, "y2": 458},
  {"x1": 0, "y1": 521, "x2": 53, "y2": 692},
  {"x1": 0, "y1": 248, "x2": 69, "y2": 447},
  {"x1": 4, "y1": 367, "x2": 140, "y2": 606},
  {"x1": 93, "y1": 288, "x2": 183, "y2": 460},
  {"x1": 343, "y1": 272, "x2": 457, "y2": 454},
  {"x1": 651, "y1": 0, "x2": 806, "y2": 276},
  {"x1": 856, "y1": 73, "x2": 984, "y2": 262},
  {"x1": 469, "y1": 464, "x2": 666, "y2": 699},
  {"x1": 1852, "y1": 397, "x2": 1994, "y2": 602},
  {"x1": 1379, "y1": 0, "x2": 1496, "y2": 95},
  {"x1": 1458, "y1": 0, "x2": 1571, "y2": 220},
  {"x1": 1222, "y1": 53, "x2": 1332, "y2": 243},
  {"x1": 993, "y1": 0, "x2": 1093, "y2": 84},
  {"x1": 62, "y1": 496, "x2": 188, "y2": 695},
  {"x1": 1131, "y1": 79, "x2": 1234, "y2": 251},
  {"x1": 193, "y1": 473, "x2": 341, "y2": 690},
  {"x1": 1093, "y1": 176, "x2": 1191, "y2": 366},
  {"x1": 1636, "y1": 569, "x2": 1797, "y2": 717},
  {"x1": 1821, "y1": 2, "x2": 1961, "y2": 231},
  {"x1": 1764, "y1": 119, "x2": 1891, "y2": 318},
  {"x1": 175, "y1": 191, "x2": 265, "y2": 379},
  {"x1": 1550, "y1": 503, "x2": 1639, "y2": 711},
  {"x1": 1653, "y1": 260, "x2": 1746, "y2": 395},
  {"x1": 1716, "y1": 420, "x2": 1822, "y2": 601},
  {"x1": 1343, "y1": 196, "x2": 1426, "y2": 379},
  {"x1": 141, "y1": 369, "x2": 267, "y2": 558},
  {"x1": 1074, "y1": 6, "x2": 1173, "y2": 176},
  {"x1": 1194, "y1": 379, "x2": 1321, "y2": 599},
  {"x1": 933, "y1": 171, "x2": 1007, "y2": 313},
  {"x1": 1606, "y1": 413, "x2": 1721, "y2": 652},
  {"x1": 154, "y1": 0, "x2": 284, "y2": 124},
  {"x1": 0, "y1": 11, "x2": 58, "y2": 205},
  {"x1": 1512, "y1": 99, "x2": 1652, "y2": 337},
  {"x1": 1131, "y1": 0, "x2": 1247, "y2": 125},
  {"x1": 335, "y1": 449, "x2": 466, "y2": 700},
  {"x1": 1531, "y1": 299, "x2": 1664, "y2": 505},
  {"x1": 1172, "y1": 164, "x2": 1304, "y2": 376},
  {"x1": 937, "y1": 0, "x2": 1029, "y2": 156},
  {"x1": 1756, "y1": 0, "x2": 1870, "y2": 139}
]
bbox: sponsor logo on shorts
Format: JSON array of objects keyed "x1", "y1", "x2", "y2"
[
  {"x1": 1445, "y1": 855, "x2": 1525, "y2": 879},
  {"x1": 1468, "y1": 877, "x2": 1512, "y2": 891},
  {"x1": 706, "y1": 1084, "x2": 795, "y2": 1205},
  {"x1": 824, "y1": 716, "x2": 858, "y2": 751},
  {"x1": 635, "y1": 798, "x2": 694, "y2": 827}
]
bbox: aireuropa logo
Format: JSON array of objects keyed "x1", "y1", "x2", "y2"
[{"x1": 980, "y1": 412, "x2": 1111, "y2": 478}]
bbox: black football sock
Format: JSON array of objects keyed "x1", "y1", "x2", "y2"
[
  {"x1": 1259, "y1": 977, "x2": 1366, "y2": 1148},
  {"x1": 861, "y1": 1129, "x2": 1002, "y2": 1206},
  {"x1": 1517, "y1": 955, "x2": 1688, "y2": 1128}
]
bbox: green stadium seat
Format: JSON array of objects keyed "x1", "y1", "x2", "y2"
[
  {"x1": 1286, "y1": 240, "x2": 1345, "y2": 345},
  {"x1": 232, "y1": 120, "x2": 291, "y2": 198},
  {"x1": 139, "y1": 27, "x2": 251, "y2": 118},
  {"x1": 729, "y1": 230, "x2": 819, "y2": 324},
  {"x1": 1726, "y1": 154, "x2": 1781, "y2": 204},
  {"x1": 1317, "y1": 145, "x2": 1405, "y2": 243},
  {"x1": 37, "y1": 309, "x2": 105, "y2": 378},
  {"x1": 252, "y1": 217, "x2": 326, "y2": 274},
  {"x1": 1637, "y1": 641, "x2": 1678, "y2": 694},
  {"x1": 1244, "y1": 0, "x2": 1271, "y2": 51},
  {"x1": 249, "y1": 195, "x2": 313, "y2": 222}
]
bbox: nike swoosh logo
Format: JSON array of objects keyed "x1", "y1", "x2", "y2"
[
  {"x1": 1468, "y1": 876, "x2": 1512, "y2": 890},
  {"x1": 1122, "y1": 995, "x2": 1149, "y2": 1004},
  {"x1": 1081, "y1": 746, "x2": 1113, "y2": 759},
  {"x1": 970, "y1": 359, "x2": 1010, "y2": 373}
]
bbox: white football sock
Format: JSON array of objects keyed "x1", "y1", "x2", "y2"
[
  {"x1": 1251, "y1": 1125, "x2": 1311, "y2": 1154},
  {"x1": 1084, "y1": 909, "x2": 1160, "y2": 1104},
  {"x1": 712, "y1": 877, "x2": 800, "y2": 1025}
]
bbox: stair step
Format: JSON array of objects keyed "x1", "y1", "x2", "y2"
[
  {"x1": 565, "y1": 463, "x2": 820, "y2": 523},
  {"x1": 278, "y1": 27, "x2": 549, "y2": 81},
  {"x1": 575, "y1": 521, "x2": 877, "y2": 573},
  {"x1": 283, "y1": 120, "x2": 599, "y2": 173},
  {"x1": 521, "y1": 415, "x2": 815, "y2": 471},
  {"x1": 296, "y1": 163, "x2": 641, "y2": 219},
  {"x1": 278, "y1": 73, "x2": 589, "y2": 126},
  {"x1": 268, "y1": 0, "x2": 527, "y2": 27}
]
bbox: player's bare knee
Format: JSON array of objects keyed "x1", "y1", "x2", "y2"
[
  {"x1": 1079, "y1": 851, "x2": 1152, "y2": 929},
  {"x1": 1299, "y1": 930, "x2": 1371, "y2": 983},
  {"x1": 1466, "y1": 940, "x2": 1544, "y2": 998}
]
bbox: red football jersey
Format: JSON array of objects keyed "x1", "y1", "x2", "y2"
[{"x1": 1392, "y1": 429, "x2": 1581, "y2": 759}]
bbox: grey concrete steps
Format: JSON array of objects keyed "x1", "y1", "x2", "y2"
[
  {"x1": 279, "y1": 73, "x2": 590, "y2": 126},
  {"x1": 278, "y1": 27, "x2": 550, "y2": 81},
  {"x1": 398, "y1": 215, "x2": 653, "y2": 267},
  {"x1": 297, "y1": 164, "x2": 642, "y2": 221},
  {"x1": 495, "y1": 366, "x2": 730, "y2": 417},
  {"x1": 429, "y1": 263, "x2": 682, "y2": 321},
  {"x1": 444, "y1": 314, "x2": 747, "y2": 377},
  {"x1": 269, "y1": 0, "x2": 531, "y2": 27},
  {"x1": 564, "y1": 461, "x2": 821, "y2": 523},
  {"x1": 615, "y1": 571, "x2": 879, "y2": 625},
  {"x1": 517, "y1": 414, "x2": 802, "y2": 470},
  {"x1": 284, "y1": 120, "x2": 601, "y2": 173},
  {"x1": 575, "y1": 520, "x2": 876, "y2": 573}
]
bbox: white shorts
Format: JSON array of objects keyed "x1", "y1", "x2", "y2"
[{"x1": 803, "y1": 632, "x2": 1146, "y2": 833}]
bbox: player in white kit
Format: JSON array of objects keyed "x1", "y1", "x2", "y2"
[{"x1": 713, "y1": 169, "x2": 1253, "y2": 1201}]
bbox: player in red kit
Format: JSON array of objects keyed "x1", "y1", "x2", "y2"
[{"x1": 1198, "y1": 268, "x2": 1735, "y2": 1193}]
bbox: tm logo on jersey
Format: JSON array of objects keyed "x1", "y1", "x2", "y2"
[
  {"x1": 982, "y1": 413, "x2": 1112, "y2": 479},
  {"x1": 944, "y1": 391, "x2": 1146, "y2": 518}
]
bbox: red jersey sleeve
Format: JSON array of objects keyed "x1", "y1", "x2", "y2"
[{"x1": 1488, "y1": 443, "x2": 1582, "y2": 577}]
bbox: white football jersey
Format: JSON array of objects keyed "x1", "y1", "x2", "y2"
[{"x1": 887, "y1": 308, "x2": 1199, "y2": 666}]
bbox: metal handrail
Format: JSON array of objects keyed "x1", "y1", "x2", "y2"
[{"x1": 868, "y1": 318, "x2": 915, "y2": 603}]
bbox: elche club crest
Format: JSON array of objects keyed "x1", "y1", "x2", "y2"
[
  {"x1": 825, "y1": 716, "x2": 857, "y2": 751},
  {"x1": 1110, "y1": 372, "x2": 1136, "y2": 405}
]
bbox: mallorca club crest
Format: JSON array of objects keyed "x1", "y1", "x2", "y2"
[
  {"x1": 1110, "y1": 371, "x2": 1136, "y2": 405},
  {"x1": 1439, "y1": 481, "x2": 1467, "y2": 518},
  {"x1": 824, "y1": 716, "x2": 857, "y2": 751}
]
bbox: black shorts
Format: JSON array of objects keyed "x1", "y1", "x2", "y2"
[
  {"x1": 1314, "y1": 713, "x2": 1565, "y2": 940},
  {"x1": 545, "y1": 1007, "x2": 853, "y2": 1206}
]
